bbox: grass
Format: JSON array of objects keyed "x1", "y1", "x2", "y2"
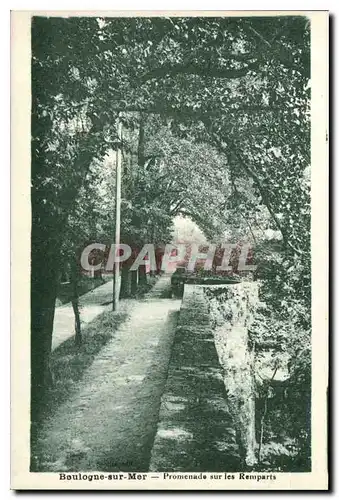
[
  {"x1": 31, "y1": 307, "x2": 128, "y2": 471},
  {"x1": 30, "y1": 311, "x2": 128, "y2": 472},
  {"x1": 56, "y1": 275, "x2": 113, "y2": 306},
  {"x1": 33, "y1": 275, "x2": 159, "y2": 428},
  {"x1": 35, "y1": 309, "x2": 128, "y2": 427},
  {"x1": 31, "y1": 274, "x2": 164, "y2": 471}
]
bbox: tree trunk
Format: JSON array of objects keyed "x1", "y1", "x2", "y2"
[
  {"x1": 138, "y1": 264, "x2": 147, "y2": 285},
  {"x1": 70, "y1": 258, "x2": 82, "y2": 346},
  {"x1": 31, "y1": 231, "x2": 59, "y2": 424},
  {"x1": 72, "y1": 299, "x2": 82, "y2": 346},
  {"x1": 120, "y1": 265, "x2": 132, "y2": 298},
  {"x1": 137, "y1": 113, "x2": 146, "y2": 168},
  {"x1": 131, "y1": 269, "x2": 138, "y2": 295},
  {"x1": 155, "y1": 246, "x2": 164, "y2": 275}
]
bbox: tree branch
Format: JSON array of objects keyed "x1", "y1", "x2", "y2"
[
  {"x1": 140, "y1": 60, "x2": 260, "y2": 82},
  {"x1": 170, "y1": 198, "x2": 185, "y2": 216},
  {"x1": 231, "y1": 178, "x2": 258, "y2": 245},
  {"x1": 246, "y1": 24, "x2": 272, "y2": 47},
  {"x1": 207, "y1": 128, "x2": 303, "y2": 256}
]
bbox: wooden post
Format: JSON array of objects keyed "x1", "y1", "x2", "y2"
[{"x1": 113, "y1": 119, "x2": 122, "y2": 311}]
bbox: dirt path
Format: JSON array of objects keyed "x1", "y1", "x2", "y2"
[{"x1": 36, "y1": 276, "x2": 182, "y2": 472}]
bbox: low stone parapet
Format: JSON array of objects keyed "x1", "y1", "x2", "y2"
[{"x1": 149, "y1": 285, "x2": 242, "y2": 472}]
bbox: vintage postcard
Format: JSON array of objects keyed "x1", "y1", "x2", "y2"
[{"x1": 11, "y1": 10, "x2": 328, "y2": 490}]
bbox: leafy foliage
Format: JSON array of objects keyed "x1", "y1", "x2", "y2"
[{"x1": 32, "y1": 15, "x2": 311, "y2": 469}]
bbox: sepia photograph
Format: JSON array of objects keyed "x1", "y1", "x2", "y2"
[{"x1": 11, "y1": 10, "x2": 328, "y2": 490}]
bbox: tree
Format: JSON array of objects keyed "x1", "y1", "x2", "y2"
[{"x1": 31, "y1": 16, "x2": 119, "y2": 420}]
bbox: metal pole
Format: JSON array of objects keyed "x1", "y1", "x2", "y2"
[{"x1": 113, "y1": 119, "x2": 122, "y2": 311}]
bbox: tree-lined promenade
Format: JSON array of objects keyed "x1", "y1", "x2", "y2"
[{"x1": 31, "y1": 15, "x2": 311, "y2": 469}]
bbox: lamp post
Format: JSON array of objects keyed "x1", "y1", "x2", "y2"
[{"x1": 113, "y1": 118, "x2": 122, "y2": 311}]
